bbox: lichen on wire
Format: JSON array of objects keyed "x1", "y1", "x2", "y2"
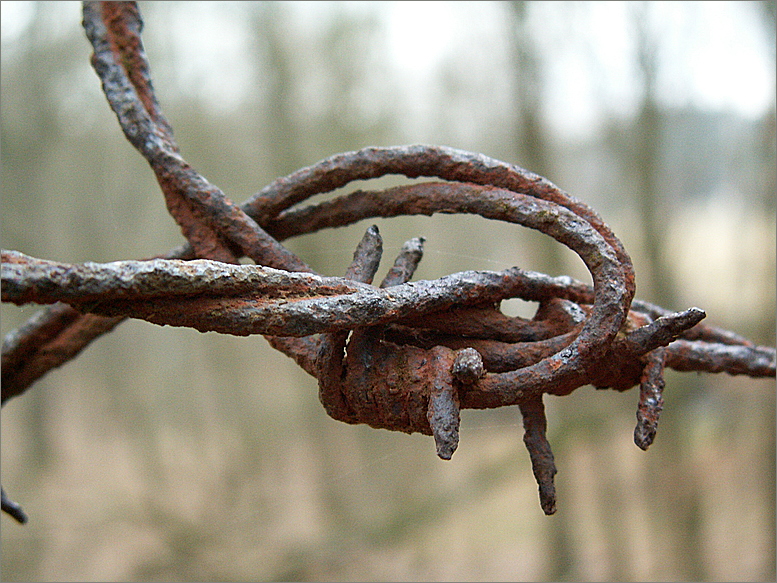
[{"x1": 1, "y1": 1, "x2": 775, "y2": 523}]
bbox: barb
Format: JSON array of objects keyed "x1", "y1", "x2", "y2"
[
  {"x1": 634, "y1": 348, "x2": 667, "y2": 451},
  {"x1": 2, "y1": 0, "x2": 774, "y2": 521},
  {"x1": 520, "y1": 396, "x2": 557, "y2": 515},
  {"x1": 1, "y1": 488, "x2": 28, "y2": 524}
]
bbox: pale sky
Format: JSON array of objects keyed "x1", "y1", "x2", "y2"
[{"x1": 2, "y1": 0, "x2": 774, "y2": 138}]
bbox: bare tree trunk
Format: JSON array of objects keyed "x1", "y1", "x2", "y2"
[
  {"x1": 628, "y1": 5, "x2": 703, "y2": 579},
  {"x1": 506, "y1": 1, "x2": 567, "y2": 278}
]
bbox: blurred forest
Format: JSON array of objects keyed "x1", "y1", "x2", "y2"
[{"x1": 1, "y1": 1, "x2": 775, "y2": 581}]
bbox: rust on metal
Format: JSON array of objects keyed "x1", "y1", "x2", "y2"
[
  {"x1": 1, "y1": 1, "x2": 774, "y2": 522},
  {"x1": 520, "y1": 396, "x2": 557, "y2": 515},
  {"x1": 634, "y1": 347, "x2": 667, "y2": 451}
]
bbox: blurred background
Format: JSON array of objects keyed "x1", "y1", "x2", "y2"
[{"x1": 1, "y1": 1, "x2": 774, "y2": 581}]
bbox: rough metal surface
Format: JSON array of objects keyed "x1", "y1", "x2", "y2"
[{"x1": 1, "y1": 1, "x2": 774, "y2": 521}]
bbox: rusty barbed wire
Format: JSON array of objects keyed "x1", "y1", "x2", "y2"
[{"x1": 1, "y1": 1, "x2": 774, "y2": 523}]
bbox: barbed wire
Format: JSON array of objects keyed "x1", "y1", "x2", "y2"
[{"x1": 1, "y1": 1, "x2": 774, "y2": 523}]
